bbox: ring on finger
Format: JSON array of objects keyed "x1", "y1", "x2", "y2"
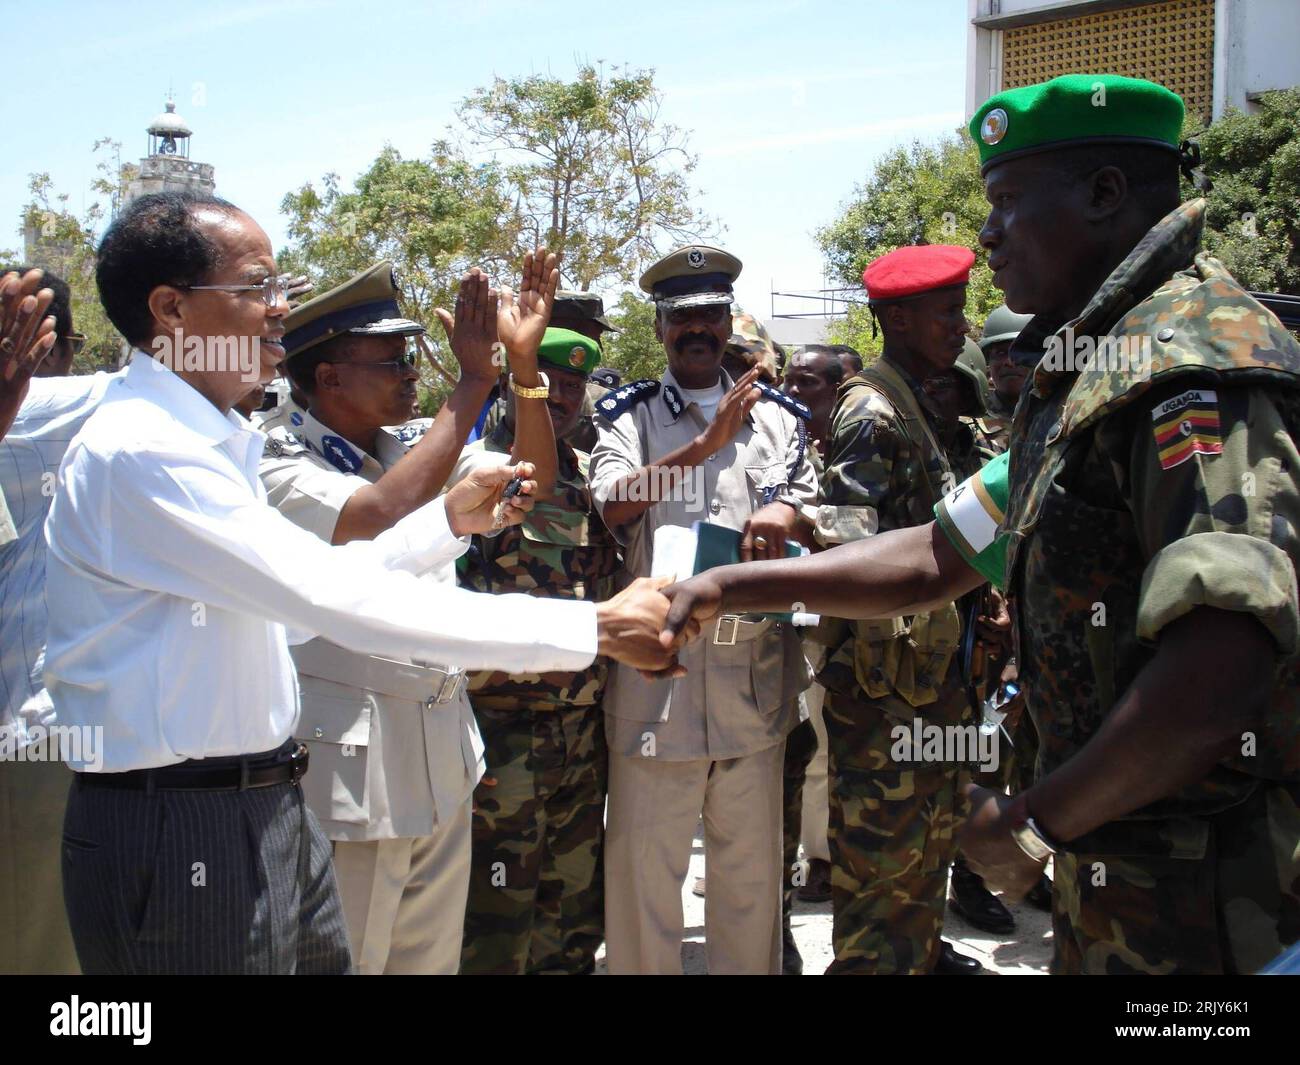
[{"x1": 752, "y1": 535, "x2": 769, "y2": 550}]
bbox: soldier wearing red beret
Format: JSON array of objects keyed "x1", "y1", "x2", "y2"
[{"x1": 816, "y1": 243, "x2": 980, "y2": 974}]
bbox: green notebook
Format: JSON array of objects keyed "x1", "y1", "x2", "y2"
[{"x1": 691, "y1": 521, "x2": 803, "y2": 622}]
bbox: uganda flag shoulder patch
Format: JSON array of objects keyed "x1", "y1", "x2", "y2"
[{"x1": 1152, "y1": 388, "x2": 1222, "y2": 470}]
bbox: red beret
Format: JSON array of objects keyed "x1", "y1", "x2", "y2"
[{"x1": 863, "y1": 245, "x2": 975, "y2": 303}]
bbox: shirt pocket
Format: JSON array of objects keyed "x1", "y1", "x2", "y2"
[{"x1": 296, "y1": 676, "x2": 373, "y2": 826}]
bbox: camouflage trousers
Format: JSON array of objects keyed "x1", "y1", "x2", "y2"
[
  {"x1": 1052, "y1": 781, "x2": 1300, "y2": 974},
  {"x1": 782, "y1": 717, "x2": 819, "y2": 921},
  {"x1": 823, "y1": 686, "x2": 971, "y2": 975},
  {"x1": 460, "y1": 703, "x2": 607, "y2": 975}
]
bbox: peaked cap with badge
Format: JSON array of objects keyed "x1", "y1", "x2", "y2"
[
  {"x1": 639, "y1": 245, "x2": 742, "y2": 310},
  {"x1": 969, "y1": 73, "x2": 1184, "y2": 176},
  {"x1": 282, "y1": 261, "x2": 425, "y2": 360}
]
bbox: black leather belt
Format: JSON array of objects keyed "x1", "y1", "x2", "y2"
[{"x1": 77, "y1": 741, "x2": 309, "y2": 793}]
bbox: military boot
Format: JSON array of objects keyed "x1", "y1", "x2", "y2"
[{"x1": 948, "y1": 857, "x2": 1015, "y2": 934}]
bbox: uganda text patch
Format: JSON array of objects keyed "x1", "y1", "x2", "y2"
[{"x1": 1152, "y1": 388, "x2": 1222, "y2": 470}]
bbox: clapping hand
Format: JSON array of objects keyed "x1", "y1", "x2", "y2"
[
  {"x1": 497, "y1": 248, "x2": 559, "y2": 365},
  {"x1": 697, "y1": 367, "x2": 762, "y2": 455},
  {"x1": 0, "y1": 269, "x2": 57, "y2": 440},
  {"x1": 435, "y1": 268, "x2": 499, "y2": 385}
]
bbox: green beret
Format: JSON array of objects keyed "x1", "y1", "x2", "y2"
[
  {"x1": 536, "y1": 327, "x2": 599, "y2": 377},
  {"x1": 970, "y1": 74, "x2": 1184, "y2": 175}
]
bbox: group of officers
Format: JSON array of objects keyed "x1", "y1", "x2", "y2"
[{"x1": 2, "y1": 69, "x2": 1299, "y2": 977}]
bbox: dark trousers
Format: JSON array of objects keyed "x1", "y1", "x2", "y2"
[{"x1": 62, "y1": 774, "x2": 352, "y2": 974}]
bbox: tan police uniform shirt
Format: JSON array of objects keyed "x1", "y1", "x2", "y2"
[
  {"x1": 589, "y1": 367, "x2": 816, "y2": 761},
  {"x1": 260, "y1": 409, "x2": 484, "y2": 842}
]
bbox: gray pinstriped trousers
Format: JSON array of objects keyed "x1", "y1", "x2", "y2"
[{"x1": 61, "y1": 773, "x2": 352, "y2": 974}]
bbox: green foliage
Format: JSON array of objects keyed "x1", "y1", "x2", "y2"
[
  {"x1": 458, "y1": 65, "x2": 712, "y2": 290},
  {"x1": 601, "y1": 291, "x2": 664, "y2": 381},
  {"x1": 6, "y1": 141, "x2": 134, "y2": 372},
  {"x1": 1184, "y1": 88, "x2": 1300, "y2": 294},
  {"x1": 816, "y1": 131, "x2": 1000, "y2": 360},
  {"x1": 278, "y1": 142, "x2": 523, "y2": 401}
]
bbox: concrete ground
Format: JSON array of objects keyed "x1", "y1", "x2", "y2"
[{"x1": 597, "y1": 822, "x2": 1054, "y2": 974}]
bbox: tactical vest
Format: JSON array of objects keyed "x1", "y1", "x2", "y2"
[
  {"x1": 1006, "y1": 260, "x2": 1300, "y2": 854},
  {"x1": 836, "y1": 359, "x2": 963, "y2": 709},
  {"x1": 458, "y1": 440, "x2": 622, "y2": 711}
]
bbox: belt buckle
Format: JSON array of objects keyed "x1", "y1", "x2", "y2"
[
  {"x1": 714, "y1": 615, "x2": 740, "y2": 646},
  {"x1": 429, "y1": 670, "x2": 466, "y2": 706},
  {"x1": 288, "y1": 742, "x2": 309, "y2": 785}
]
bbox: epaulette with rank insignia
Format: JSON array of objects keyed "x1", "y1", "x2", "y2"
[
  {"x1": 595, "y1": 379, "x2": 660, "y2": 420},
  {"x1": 756, "y1": 381, "x2": 811, "y2": 421},
  {"x1": 262, "y1": 427, "x2": 311, "y2": 460},
  {"x1": 389, "y1": 418, "x2": 432, "y2": 446}
]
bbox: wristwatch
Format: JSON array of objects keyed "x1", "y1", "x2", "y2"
[
  {"x1": 509, "y1": 371, "x2": 549, "y2": 400},
  {"x1": 1010, "y1": 815, "x2": 1059, "y2": 863}
]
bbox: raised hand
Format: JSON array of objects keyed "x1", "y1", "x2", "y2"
[
  {"x1": 698, "y1": 367, "x2": 762, "y2": 454},
  {"x1": 497, "y1": 248, "x2": 559, "y2": 364},
  {"x1": 0, "y1": 269, "x2": 57, "y2": 440},
  {"x1": 434, "y1": 268, "x2": 499, "y2": 385},
  {"x1": 444, "y1": 461, "x2": 537, "y2": 537}
]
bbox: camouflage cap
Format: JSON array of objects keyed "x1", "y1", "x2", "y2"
[
  {"x1": 552, "y1": 290, "x2": 614, "y2": 332},
  {"x1": 282, "y1": 261, "x2": 424, "y2": 359},
  {"x1": 725, "y1": 308, "x2": 779, "y2": 382},
  {"x1": 954, "y1": 337, "x2": 990, "y2": 416},
  {"x1": 979, "y1": 304, "x2": 1034, "y2": 349},
  {"x1": 639, "y1": 245, "x2": 741, "y2": 310}
]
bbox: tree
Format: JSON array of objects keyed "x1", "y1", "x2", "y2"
[
  {"x1": 6, "y1": 140, "x2": 135, "y2": 372},
  {"x1": 815, "y1": 131, "x2": 1000, "y2": 359},
  {"x1": 458, "y1": 65, "x2": 712, "y2": 291},
  {"x1": 278, "y1": 142, "x2": 523, "y2": 398},
  {"x1": 1185, "y1": 88, "x2": 1300, "y2": 295},
  {"x1": 601, "y1": 291, "x2": 664, "y2": 382}
]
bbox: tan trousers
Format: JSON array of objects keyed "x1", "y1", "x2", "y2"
[
  {"x1": 0, "y1": 743, "x2": 79, "y2": 974},
  {"x1": 800, "y1": 683, "x2": 831, "y2": 863},
  {"x1": 331, "y1": 798, "x2": 471, "y2": 975},
  {"x1": 605, "y1": 742, "x2": 785, "y2": 975}
]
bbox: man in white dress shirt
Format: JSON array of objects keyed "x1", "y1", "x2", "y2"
[{"x1": 43, "y1": 191, "x2": 686, "y2": 974}]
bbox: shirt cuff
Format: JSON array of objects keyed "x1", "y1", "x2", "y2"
[
  {"x1": 378, "y1": 497, "x2": 470, "y2": 573},
  {"x1": 1137, "y1": 532, "x2": 1300, "y2": 655}
]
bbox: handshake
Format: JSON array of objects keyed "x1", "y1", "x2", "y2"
[
  {"x1": 594, "y1": 572, "x2": 726, "y2": 678},
  {"x1": 442, "y1": 459, "x2": 728, "y2": 677}
]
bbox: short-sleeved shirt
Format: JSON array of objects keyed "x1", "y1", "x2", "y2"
[{"x1": 589, "y1": 366, "x2": 817, "y2": 760}]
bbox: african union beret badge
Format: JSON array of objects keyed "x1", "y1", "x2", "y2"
[
  {"x1": 569, "y1": 345, "x2": 587, "y2": 368},
  {"x1": 980, "y1": 107, "x2": 1008, "y2": 145}
]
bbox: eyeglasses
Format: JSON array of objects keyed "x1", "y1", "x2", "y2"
[
  {"x1": 65, "y1": 332, "x2": 86, "y2": 355},
  {"x1": 185, "y1": 275, "x2": 294, "y2": 307},
  {"x1": 324, "y1": 352, "x2": 420, "y2": 374}
]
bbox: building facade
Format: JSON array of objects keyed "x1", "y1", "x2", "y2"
[{"x1": 965, "y1": 0, "x2": 1300, "y2": 123}]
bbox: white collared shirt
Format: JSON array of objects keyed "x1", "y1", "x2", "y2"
[{"x1": 43, "y1": 353, "x2": 597, "y2": 772}]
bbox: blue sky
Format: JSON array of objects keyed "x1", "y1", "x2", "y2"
[{"x1": 1, "y1": 0, "x2": 970, "y2": 316}]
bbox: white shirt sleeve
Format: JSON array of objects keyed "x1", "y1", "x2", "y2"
[{"x1": 49, "y1": 441, "x2": 597, "y2": 673}]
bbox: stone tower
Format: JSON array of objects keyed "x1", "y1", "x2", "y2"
[{"x1": 122, "y1": 97, "x2": 216, "y2": 206}]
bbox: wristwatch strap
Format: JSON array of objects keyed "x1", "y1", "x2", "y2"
[{"x1": 509, "y1": 371, "x2": 550, "y2": 400}]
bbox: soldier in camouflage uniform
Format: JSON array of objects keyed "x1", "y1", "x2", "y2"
[
  {"x1": 550, "y1": 291, "x2": 615, "y2": 455},
  {"x1": 973, "y1": 304, "x2": 1033, "y2": 455},
  {"x1": 452, "y1": 328, "x2": 622, "y2": 974},
  {"x1": 818, "y1": 244, "x2": 983, "y2": 975},
  {"x1": 722, "y1": 308, "x2": 781, "y2": 385},
  {"x1": 662, "y1": 73, "x2": 1300, "y2": 976}
]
